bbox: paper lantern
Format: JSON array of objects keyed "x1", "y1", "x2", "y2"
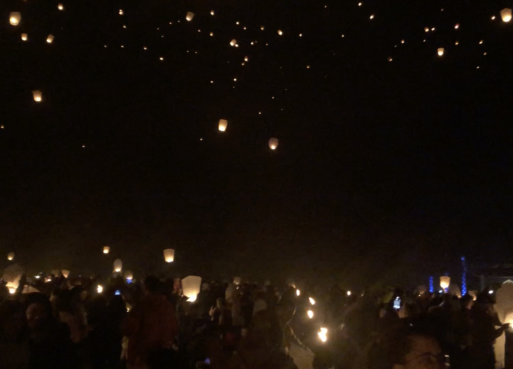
[
  {"x1": 113, "y1": 259, "x2": 122, "y2": 273},
  {"x1": 97, "y1": 285, "x2": 103, "y2": 293},
  {"x1": 233, "y1": 276, "x2": 241, "y2": 285},
  {"x1": 103, "y1": 246, "x2": 110, "y2": 254},
  {"x1": 62, "y1": 270, "x2": 70, "y2": 278},
  {"x1": 347, "y1": 290, "x2": 352, "y2": 296},
  {"x1": 230, "y1": 39, "x2": 237, "y2": 46},
  {"x1": 296, "y1": 289, "x2": 301, "y2": 296},
  {"x1": 309, "y1": 297, "x2": 316, "y2": 305},
  {"x1": 182, "y1": 275, "x2": 202, "y2": 302},
  {"x1": 437, "y1": 48, "x2": 444, "y2": 56},
  {"x1": 124, "y1": 270, "x2": 133, "y2": 281},
  {"x1": 7, "y1": 252, "x2": 14, "y2": 261},
  {"x1": 502, "y1": 8, "x2": 512, "y2": 22},
  {"x1": 307, "y1": 310, "x2": 314, "y2": 319},
  {"x1": 218, "y1": 119, "x2": 228, "y2": 132},
  {"x1": 424, "y1": 27, "x2": 429, "y2": 32},
  {"x1": 318, "y1": 327, "x2": 328, "y2": 342},
  {"x1": 163, "y1": 248, "x2": 175, "y2": 263},
  {"x1": 269, "y1": 138, "x2": 279, "y2": 150},
  {"x1": 278, "y1": 30, "x2": 283, "y2": 36},
  {"x1": 119, "y1": 9, "x2": 124, "y2": 15},
  {"x1": 58, "y1": 4, "x2": 64, "y2": 10},
  {"x1": 21, "y1": 33, "x2": 28, "y2": 41},
  {"x1": 46, "y1": 34, "x2": 54, "y2": 44},
  {"x1": 186, "y1": 12, "x2": 194, "y2": 21},
  {"x1": 440, "y1": 276, "x2": 450, "y2": 290},
  {"x1": 32, "y1": 90, "x2": 43, "y2": 102},
  {"x1": 9, "y1": 12, "x2": 21, "y2": 26}
]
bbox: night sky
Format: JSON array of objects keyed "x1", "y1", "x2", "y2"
[{"x1": 1, "y1": 0, "x2": 513, "y2": 287}]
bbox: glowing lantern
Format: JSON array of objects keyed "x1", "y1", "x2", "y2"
[
  {"x1": 46, "y1": 34, "x2": 54, "y2": 44},
  {"x1": 58, "y1": 4, "x2": 64, "y2": 10},
  {"x1": 296, "y1": 289, "x2": 301, "y2": 296},
  {"x1": 347, "y1": 290, "x2": 352, "y2": 296},
  {"x1": 309, "y1": 297, "x2": 316, "y2": 305},
  {"x1": 9, "y1": 288, "x2": 16, "y2": 295},
  {"x1": 278, "y1": 30, "x2": 283, "y2": 36},
  {"x1": 370, "y1": 14, "x2": 374, "y2": 19},
  {"x1": 502, "y1": 8, "x2": 512, "y2": 22},
  {"x1": 211, "y1": 11, "x2": 214, "y2": 16},
  {"x1": 307, "y1": 310, "x2": 314, "y2": 318},
  {"x1": 437, "y1": 48, "x2": 444, "y2": 56},
  {"x1": 440, "y1": 276, "x2": 450, "y2": 290},
  {"x1": 230, "y1": 39, "x2": 237, "y2": 46},
  {"x1": 103, "y1": 246, "x2": 110, "y2": 254},
  {"x1": 269, "y1": 138, "x2": 279, "y2": 150},
  {"x1": 455, "y1": 24, "x2": 459, "y2": 29},
  {"x1": 21, "y1": 33, "x2": 28, "y2": 41},
  {"x1": 182, "y1": 275, "x2": 202, "y2": 302},
  {"x1": 119, "y1": 9, "x2": 124, "y2": 15},
  {"x1": 113, "y1": 259, "x2": 122, "y2": 273},
  {"x1": 424, "y1": 27, "x2": 429, "y2": 32},
  {"x1": 244, "y1": 56, "x2": 249, "y2": 62},
  {"x1": 7, "y1": 252, "x2": 14, "y2": 261},
  {"x1": 97, "y1": 285, "x2": 103, "y2": 293},
  {"x1": 32, "y1": 90, "x2": 43, "y2": 102},
  {"x1": 218, "y1": 119, "x2": 228, "y2": 132},
  {"x1": 124, "y1": 270, "x2": 133, "y2": 281},
  {"x1": 186, "y1": 12, "x2": 194, "y2": 21},
  {"x1": 9, "y1": 12, "x2": 21, "y2": 26},
  {"x1": 62, "y1": 270, "x2": 70, "y2": 278},
  {"x1": 163, "y1": 249, "x2": 175, "y2": 263},
  {"x1": 233, "y1": 276, "x2": 241, "y2": 285},
  {"x1": 318, "y1": 327, "x2": 328, "y2": 342}
]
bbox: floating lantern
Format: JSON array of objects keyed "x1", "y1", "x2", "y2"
[
  {"x1": 388, "y1": 57, "x2": 393, "y2": 62},
  {"x1": 7, "y1": 252, "x2": 14, "y2": 261},
  {"x1": 454, "y1": 24, "x2": 459, "y2": 29},
  {"x1": 46, "y1": 34, "x2": 54, "y2": 43},
  {"x1": 347, "y1": 290, "x2": 352, "y2": 296},
  {"x1": 230, "y1": 39, "x2": 237, "y2": 46},
  {"x1": 269, "y1": 138, "x2": 279, "y2": 150},
  {"x1": 218, "y1": 119, "x2": 228, "y2": 132},
  {"x1": 296, "y1": 289, "x2": 301, "y2": 296},
  {"x1": 58, "y1": 4, "x2": 64, "y2": 10},
  {"x1": 244, "y1": 56, "x2": 249, "y2": 62},
  {"x1": 233, "y1": 276, "x2": 241, "y2": 285},
  {"x1": 424, "y1": 27, "x2": 429, "y2": 32},
  {"x1": 370, "y1": 14, "x2": 374, "y2": 19},
  {"x1": 479, "y1": 40, "x2": 484, "y2": 44},
  {"x1": 182, "y1": 275, "x2": 202, "y2": 302},
  {"x1": 97, "y1": 285, "x2": 103, "y2": 293},
  {"x1": 32, "y1": 90, "x2": 42, "y2": 102},
  {"x1": 21, "y1": 33, "x2": 28, "y2": 41},
  {"x1": 163, "y1": 249, "x2": 175, "y2": 263},
  {"x1": 307, "y1": 310, "x2": 314, "y2": 318},
  {"x1": 186, "y1": 12, "x2": 194, "y2": 21},
  {"x1": 318, "y1": 327, "x2": 328, "y2": 342},
  {"x1": 502, "y1": 8, "x2": 512, "y2": 22},
  {"x1": 113, "y1": 259, "x2": 122, "y2": 273},
  {"x1": 211, "y1": 11, "x2": 214, "y2": 16},
  {"x1": 119, "y1": 9, "x2": 124, "y2": 15},
  {"x1": 124, "y1": 270, "x2": 133, "y2": 281},
  {"x1": 9, "y1": 288, "x2": 16, "y2": 295},
  {"x1": 103, "y1": 246, "x2": 110, "y2": 254},
  {"x1": 309, "y1": 297, "x2": 316, "y2": 305},
  {"x1": 440, "y1": 276, "x2": 450, "y2": 290},
  {"x1": 455, "y1": 41, "x2": 459, "y2": 45},
  {"x1": 437, "y1": 48, "x2": 444, "y2": 56},
  {"x1": 278, "y1": 30, "x2": 283, "y2": 35},
  {"x1": 9, "y1": 12, "x2": 21, "y2": 26},
  {"x1": 492, "y1": 16, "x2": 496, "y2": 20},
  {"x1": 62, "y1": 270, "x2": 70, "y2": 278}
]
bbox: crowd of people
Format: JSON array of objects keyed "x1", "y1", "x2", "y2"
[{"x1": 0, "y1": 272, "x2": 511, "y2": 369}]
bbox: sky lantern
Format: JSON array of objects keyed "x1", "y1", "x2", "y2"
[
  {"x1": 211, "y1": 11, "x2": 214, "y2": 16},
  {"x1": 32, "y1": 90, "x2": 43, "y2": 102},
  {"x1": 440, "y1": 276, "x2": 450, "y2": 290},
  {"x1": 278, "y1": 30, "x2": 283, "y2": 35},
  {"x1": 186, "y1": 12, "x2": 194, "y2": 21},
  {"x1": 296, "y1": 289, "x2": 301, "y2": 296},
  {"x1": 124, "y1": 270, "x2": 133, "y2": 281},
  {"x1": 318, "y1": 327, "x2": 328, "y2": 342},
  {"x1": 502, "y1": 8, "x2": 512, "y2": 22},
  {"x1": 309, "y1": 297, "x2": 316, "y2": 305},
  {"x1": 9, "y1": 12, "x2": 21, "y2": 26},
  {"x1": 230, "y1": 39, "x2": 237, "y2": 46},
  {"x1": 21, "y1": 33, "x2": 28, "y2": 41},
  {"x1": 163, "y1": 248, "x2": 175, "y2": 263},
  {"x1": 7, "y1": 252, "x2": 14, "y2": 261},
  {"x1": 370, "y1": 14, "x2": 374, "y2": 19},
  {"x1": 437, "y1": 48, "x2": 444, "y2": 56},
  {"x1": 218, "y1": 119, "x2": 228, "y2": 132},
  {"x1": 424, "y1": 27, "x2": 429, "y2": 32},
  {"x1": 62, "y1": 270, "x2": 70, "y2": 278},
  {"x1": 58, "y1": 4, "x2": 64, "y2": 11},
  {"x1": 182, "y1": 276, "x2": 202, "y2": 302},
  {"x1": 307, "y1": 310, "x2": 314, "y2": 318},
  {"x1": 454, "y1": 24, "x2": 459, "y2": 29},
  {"x1": 113, "y1": 259, "x2": 122, "y2": 273},
  {"x1": 97, "y1": 285, "x2": 103, "y2": 293},
  {"x1": 269, "y1": 138, "x2": 279, "y2": 150},
  {"x1": 46, "y1": 35, "x2": 54, "y2": 44},
  {"x1": 119, "y1": 9, "x2": 124, "y2": 15},
  {"x1": 103, "y1": 246, "x2": 110, "y2": 254},
  {"x1": 233, "y1": 276, "x2": 241, "y2": 285}
]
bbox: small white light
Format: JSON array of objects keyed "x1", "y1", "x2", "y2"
[
  {"x1": 97, "y1": 285, "x2": 103, "y2": 293},
  {"x1": 370, "y1": 14, "x2": 374, "y2": 19},
  {"x1": 296, "y1": 289, "x2": 301, "y2": 296},
  {"x1": 278, "y1": 30, "x2": 283, "y2": 35},
  {"x1": 119, "y1": 9, "x2": 124, "y2": 15},
  {"x1": 307, "y1": 310, "x2": 314, "y2": 319},
  {"x1": 489, "y1": 290, "x2": 493, "y2": 294},
  {"x1": 9, "y1": 288, "x2": 16, "y2": 295},
  {"x1": 454, "y1": 24, "x2": 459, "y2": 29},
  {"x1": 211, "y1": 10, "x2": 214, "y2": 16},
  {"x1": 58, "y1": 4, "x2": 64, "y2": 11},
  {"x1": 35, "y1": 275, "x2": 40, "y2": 279},
  {"x1": 347, "y1": 291, "x2": 352, "y2": 296},
  {"x1": 309, "y1": 297, "x2": 316, "y2": 305}
]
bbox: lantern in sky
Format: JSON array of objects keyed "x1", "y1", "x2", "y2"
[
  {"x1": 119, "y1": 9, "x2": 124, "y2": 15},
  {"x1": 218, "y1": 119, "x2": 228, "y2": 132},
  {"x1": 437, "y1": 48, "x2": 444, "y2": 56},
  {"x1": 7, "y1": 252, "x2": 14, "y2": 261},
  {"x1": 113, "y1": 259, "x2": 122, "y2": 273},
  {"x1": 296, "y1": 289, "x2": 301, "y2": 296},
  {"x1": 97, "y1": 285, "x2": 103, "y2": 293},
  {"x1": 211, "y1": 11, "x2": 214, "y2": 16},
  {"x1": 62, "y1": 270, "x2": 70, "y2": 278},
  {"x1": 230, "y1": 39, "x2": 237, "y2": 46},
  {"x1": 46, "y1": 34, "x2": 54, "y2": 44},
  {"x1": 424, "y1": 27, "x2": 429, "y2": 32},
  {"x1": 440, "y1": 276, "x2": 450, "y2": 290},
  {"x1": 9, "y1": 12, "x2": 21, "y2": 26},
  {"x1": 103, "y1": 246, "x2": 110, "y2": 254},
  {"x1": 318, "y1": 327, "x2": 328, "y2": 342},
  {"x1": 307, "y1": 310, "x2": 314, "y2": 318},
  {"x1": 32, "y1": 90, "x2": 42, "y2": 102},
  {"x1": 58, "y1": 4, "x2": 64, "y2": 10},
  {"x1": 124, "y1": 270, "x2": 133, "y2": 281},
  {"x1": 454, "y1": 24, "x2": 459, "y2": 29},
  {"x1": 182, "y1": 276, "x2": 202, "y2": 302},
  {"x1": 269, "y1": 138, "x2": 279, "y2": 150},
  {"x1": 309, "y1": 297, "x2": 316, "y2": 305},
  {"x1": 502, "y1": 8, "x2": 512, "y2": 22},
  {"x1": 21, "y1": 33, "x2": 28, "y2": 41},
  {"x1": 163, "y1": 249, "x2": 175, "y2": 263},
  {"x1": 347, "y1": 290, "x2": 352, "y2": 296},
  {"x1": 278, "y1": 30, "x2": 283, "y2": 36},
  {"x1": 186, "y1": 12, "x2": 194, "y2": 21},
  {"x1": 233, "y1": 276, "x2": 241, "y2": 285}
]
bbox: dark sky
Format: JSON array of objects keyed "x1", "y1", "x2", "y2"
[{"x1": 1, "y1": 0, "x2": 513, "y2": 286}]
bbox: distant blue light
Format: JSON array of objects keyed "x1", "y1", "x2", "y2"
[
  {"x1": 461, "y1": 257, "x2": 467, "y2": 296},
  {"x1": 429, "y1": 276, "x2": 434, "y2": 293}
]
